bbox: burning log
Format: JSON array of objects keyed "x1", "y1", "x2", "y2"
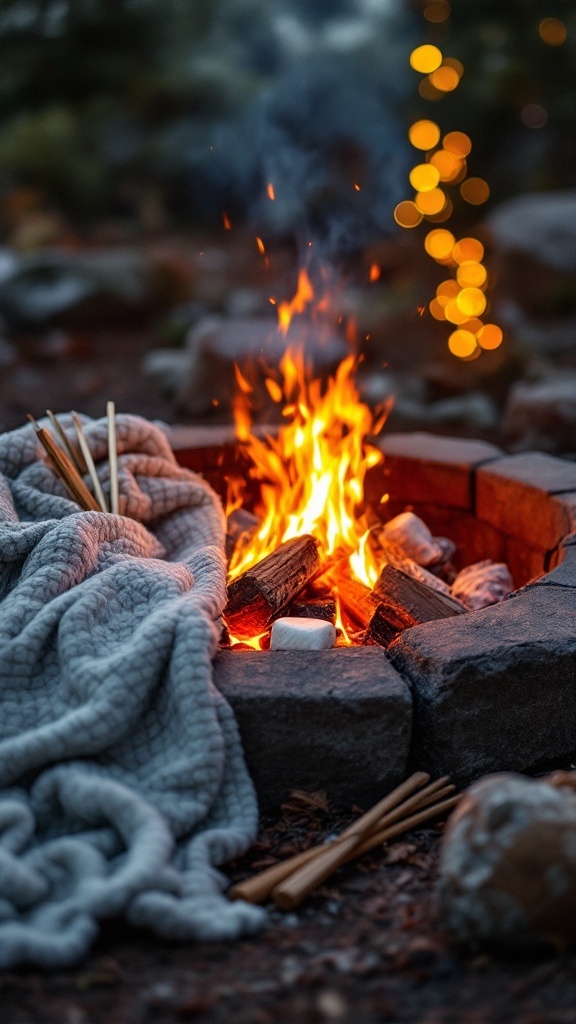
[
  {"x1": 290, "y1": 598, "x2": 336, "y2": 623},
  {"x1": 225, "y1": 535, "x2": 321, "y2": 640},
  {"x1": 368, "y1": 564, "x2": 466, "y2": 648}
]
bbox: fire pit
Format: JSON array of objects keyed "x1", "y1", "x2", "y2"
[{"x1": 171, "y1": 426, "x2": 576, "y2": 809}]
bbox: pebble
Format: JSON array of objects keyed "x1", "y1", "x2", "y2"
[
  {"x1": 450, "y1": 560, "x2": 514, "y2": 610},
  {"x1": 381, "y1": 511, "x2": 443, "y2": 567},
  {"x1": 270, "y1": 617, "x2": 336, "y2": 651}
]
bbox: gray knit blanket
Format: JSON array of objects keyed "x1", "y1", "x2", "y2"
[{"x1": 0, "y1": 414, "x2": 265, "y2": 969}]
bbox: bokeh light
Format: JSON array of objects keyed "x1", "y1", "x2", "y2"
[
  {"x1": 430, "y1": 65, "x2": 460, "y2": 92},
  {"x1": 418, "y1": 78, "x2": 444, "y2": 101},
  {"x1": 408, "y1": 119, "x2": 441, "y2": 150},
  {"x1": 425, "y1": 199, "x2": 453, "y2": 222},
  {"x1": 424, "y1": 1, "x2": 451, "y2": 23},
  {"x1": 410, "y1": 45, "x2": 443, "y2": 73},
  {"x1": 452, "y1": 237, "x2": 484, "y2": 263},
  {"x1": 456, "y1": 262, "x2": 488, "y2": 287},
  {"x1": 425, "y1": 228, "x2": 456, "y2": 260},
  {"x1": 429, "y1": 298, "x2": 447, "y2": 320},
  {"x1": 539, "y1": 18, "x2": 567, "y2": 45},
  {"x1": 460, "y1": 177, "x2": 490, "y2": 204},
  {"x1": 443, "y1": 131, "x2": 472, "y2": 157},
  {"x1": 409, "y1": 163, "x2": 440, "y2": 191},
  {"x1": 448, "y1": 330, "x2": 477, "y2": 358},
  {"x1": 456, "y1": 287, "x2": 487, "y2": 317},
  {"x1": 429, "y1": 150, "x2": 464, "y2": 182},
  {"x1": 521, "y1": 103, "x2": 548, "y2": 128},
  {"x1": 415, "y1": 188, "x2": 446, "y2": 214},
  {"x1": 436, "y1": 279, "x2": 460, "y2": 301},
  {"x1": 393, "y1": 200, "x2": 423, "y2": 227},
  {"x1": 444, "y1": 299, "x2": 470, "y2": 324},
  {"x1": 477, "y1": 324, "x2": 504, "y2": 350}
]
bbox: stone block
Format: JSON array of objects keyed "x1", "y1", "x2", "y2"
[
  {"x1": 476, "y1": 453, "x2": 576, "y2": 549},
  {"x1": 367, "y1": 432, "x2": 502, "y2": 511},
  {"x1": 214, "y1": 647, "x2": 412, "y2": 811},
  {"x1": 388, "y1": 587, "x2": 576, "y2": 787}
]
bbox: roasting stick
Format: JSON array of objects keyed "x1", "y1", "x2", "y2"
[
  {"x1": 107, "y1": 401, "x2": 120, "y2": 515},
  {"x1": 28, "y1": 416, "x2": 101, "y2": 512},
  {"x1": 46, "y1": 409, "x2": 87, "y2": 475},
  {"x1": 71, "y1": 411, "x2": 108, "y2": 513},
  {"x1": 230, "y1": 772, "x2": 436, "y2": 905},
  {"x1": 272, "y1": 792, "x2": 461, "y2": 911}
]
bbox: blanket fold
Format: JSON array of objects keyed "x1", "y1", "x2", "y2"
[{"x1": 0, "y1": 414, "x2": 264, "y2": 968}]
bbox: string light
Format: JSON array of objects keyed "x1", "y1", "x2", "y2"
[{"x1": 396, "y1": 36, "x2": 504, "y2": 360}]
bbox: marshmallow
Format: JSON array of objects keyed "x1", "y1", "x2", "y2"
[{"x1": 270, "y1": 617, "x2": 336, "y2": 651}]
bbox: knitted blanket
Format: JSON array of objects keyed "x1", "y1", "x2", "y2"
[{"x1": 0, "y1": 414, "x2": 265, "y2": 969}]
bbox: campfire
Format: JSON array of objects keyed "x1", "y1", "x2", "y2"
[{"x1": 221, "y1": 271, "x2": 514, "y2": 650}]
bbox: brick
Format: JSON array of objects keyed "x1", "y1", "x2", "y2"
[
  {"x1": 389, "y1": 586, "x2": 576, "y2": 786},
  {"x1": 476, "y1": 453, "x2": 576, "y2": 549},
  {"x1": 503, "y1": 535, "x2": 548, "y2": 588},
  {"x1": 214, "y1": 647, "x2": 412, "y2": 810},
  {"x1": 367, "y1": 432, "x2": 502, "y2": 511}
]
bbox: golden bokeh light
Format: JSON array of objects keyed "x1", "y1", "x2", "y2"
[
  {"x1": 452, "y1": 237, "x2": 485, "y2": 264},
  {"x1": 408, "y1": 119, "x2": 441, "y2": 150},
  {"x1": 424, "y1": 1, "x2": 450, "y2": 23},
  {"x1": 436, "y1": 279, "x2": 460, "y2": 301},
  {"x1": 477, "y1": 324, "x2": 504, "y2": 350},
  {"x1": 448, "y1": 330, "x2": 477, "y2": 358},
  {"x1": 429, "y1": 149, "x2": 464, "y2": 181},
  {"x1": 426, "y1": 198, "x2": 453, "y2": 222},
  {"x1": 410, "y1": 44, "x2": 443, "y2": 73},
  {"x1": 425, "y1": 228, "x2": 456, "y2": 260},
  {"x1": 443, "y1": 57, "x2": 464, "y2": 78},
  {"x1": 409, "y1": 163, "x2": 441, "y2": 191},
  {"x1": 418, "y1": 77, "x2": 444, "y2": 101},
  {"x1": 415, "y1": 187, "x2": 446, "y2": 215},
  {"x1": 456, "y1": 261, "x2": 488, "y2": 288},
  {"x1": 430, "y1": 65, "x2": 460, "y2": 92},
  {"x1": 460, "y1": 317, "x2": 484, "y2": 336},
  {"x1": 539, "y1": 18, "x2": 567, "y2": 45},
  {"x1": 444, "y1": 299, "x2": 470, "y2": 325},
  {"x1": 460, "y1": 177, "x2": 490, "y2": 204},
  {"x1": 429, "y1": 298, "x2": 447, "y2": 320},
  {"x1": 443, "y1": 131, "x2": 472, "y2": 157},
  {"x1": 456, "y1": 287, "x2": 487, "y2": 317},
  {"x1": 393, "y1": 200, "x2": 423, "y2": 228}
]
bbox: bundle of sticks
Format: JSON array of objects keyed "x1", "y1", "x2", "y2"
[
  {"x1": 28, "y1": 403, "x2": 122, "y2": 515},
  {"x1": 229, "y1": 772, "x2": 459, "y2": 909}
]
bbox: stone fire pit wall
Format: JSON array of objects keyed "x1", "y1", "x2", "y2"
[{"x1": 171, "y1": 427, "x2": 576, "y2": 809}]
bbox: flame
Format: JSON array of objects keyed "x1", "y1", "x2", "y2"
[
  {"x1": 222, "y1": 211, "x2": 231, "y2": 230},
  {"x1": 267, "y1": 183, "x2": 275, "y2": 200},
  {"x1": 226, "y1": 272, "x2": 390, "y2": 597}
]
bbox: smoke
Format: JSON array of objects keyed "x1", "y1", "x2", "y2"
[{"x1": 179, "y1": 0, "x2": 415, "y2": 257}]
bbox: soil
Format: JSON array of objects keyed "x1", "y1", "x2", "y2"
[{"x1": 2, "y1": 794, "x2": 575, "y2": 1024}]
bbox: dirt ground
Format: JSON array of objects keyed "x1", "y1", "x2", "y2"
[{"x1": 2, "y1": 797, "x2": 576, "y2": 1024}]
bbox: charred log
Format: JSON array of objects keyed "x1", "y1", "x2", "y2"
[
  {"x1": 368, "y1": 564, "x2": 466, "y2": 648},
  {"x1": 224, "y1": 535, "x2": 321, "y2": 639}
]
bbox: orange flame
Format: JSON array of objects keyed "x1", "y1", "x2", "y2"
[
  {"x1": 222, "y1": 211, "x2": 231, "y2": 230},
  {"x1": 267, "y1": 183, "x2": 275, "y2": 200},
  {"x1": 227, "y1": 272, "x2": 390, "y2": 594},
  {"x1": 277, "y1": 268, "x2": 315, "y2": 336}
]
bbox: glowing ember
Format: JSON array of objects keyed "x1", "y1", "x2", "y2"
[{"x1": 226, "y1": 273, "x2": 390, "y2": 602}]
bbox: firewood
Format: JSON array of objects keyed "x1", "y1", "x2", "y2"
[
  {"x1": 225, "y1": 535, "x2": 321, "y2": 639},
  {"x1": 368, "y1": 564, "x2": 466, "y2": 648},
  {"x1": 290, "y1": 598, "x2": 336, "y2": 623},
  {"x1": 336, "y1": 574, "x2": 380, "y2": 630}
]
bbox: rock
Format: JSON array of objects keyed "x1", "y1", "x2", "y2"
[
  {"x1": 270, "y1": 616, "x2": 336, "y2": 651},
  {"x1": 380, "y1": 511, "x2": 443, "y2": 567},
  {"x1": 213, "y1": 646, "x2": 412, "y2": 810},
  {"x1": 388, "y1": 581, "x2": 576, "y2": 786},
  {"x1": 437, "y1": 773, "x2": 576, "y2": 949},
  {"x1": 450, "y1": 560, "x2": 514, "y2": 610},
  {"x1": 174, "y1": 315, "x2": 349, "y2": 417},
  {"x1": 503, "y1": 374, "x2": 576, "y2": 453}
]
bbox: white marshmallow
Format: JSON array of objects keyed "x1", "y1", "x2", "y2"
[{"x1": 270, "y1": 617, "x2": 336, "y2": 651}]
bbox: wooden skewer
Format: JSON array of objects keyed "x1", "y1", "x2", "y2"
[
  {"x1": 230, "y1": 772, "x2": 431, "y2": 905},
  {"x1": 71, "y1": 411, "x2": 108, "y2": 513},
  {"x1": 28, "y1": 416, "x2": 101, "y2": 512},
  {"x1": 46, "y1": 409, "x2": 87, "y2": 474},
  {"x1": 107, "y1": 400, "x2": 120, "y2": 515},
  {"x1": 272, "y1": 792, "x2": 461, "y2": 910}
]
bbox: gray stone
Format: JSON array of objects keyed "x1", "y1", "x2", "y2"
[
  {"x1": 388, "y1": 585, "x2": 576, "y2": 786},
  {"x1": 213, "y1": 647, "x2": 412, "y2": 810},
  {"x1": 503, "y1": 374, "x2": 576, "y2": 453},
  {"x1": 487, "y1": 190, "x2": 576, "y2": 273}
]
